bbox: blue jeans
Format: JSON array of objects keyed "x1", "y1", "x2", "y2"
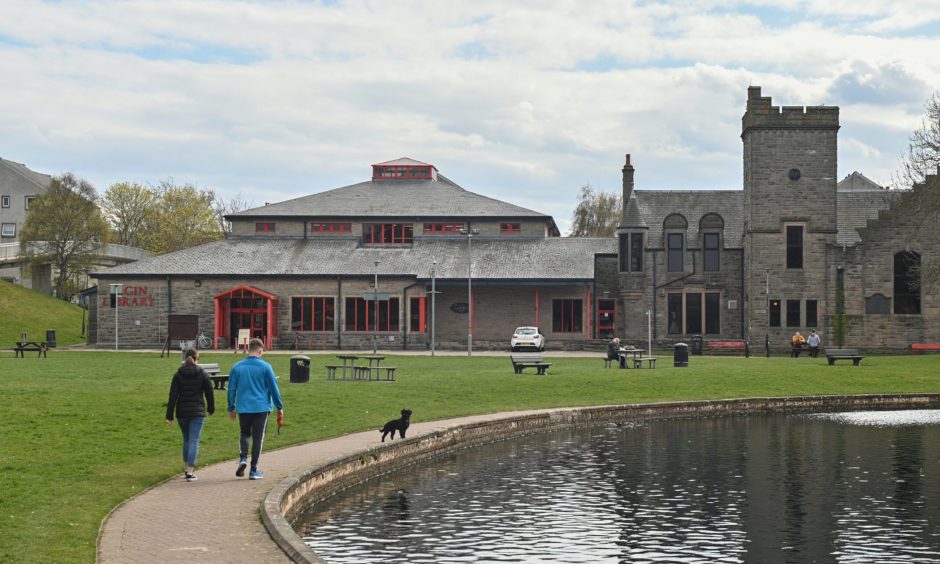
[{"x1": 178, "y1": 417, "x2": 206, "y2": 467}]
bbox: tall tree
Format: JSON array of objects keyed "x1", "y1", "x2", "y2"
[
  {"x1": 101, "y1": 181, "x2": 156, "y2": 247},
  {"x1": 568, "y1": 184, "x2": 622, "y2": 237},
  {"x1": 893, "y1": 92, "x2": 940, "y2": 288},
  {"x1": 20, "y1": 173, "x2": 110, "y2": 300},
  {"x1": 142, "y1": 180, "x2": 223, "y2": 255}
]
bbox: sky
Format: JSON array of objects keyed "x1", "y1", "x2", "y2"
[{"x1": 2, "y1": 1, "x2": 939, "y2": 235}]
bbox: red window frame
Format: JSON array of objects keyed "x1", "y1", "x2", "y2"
[
  {"x1": 309, "y1": 223, "x2": 351, "y2": 233},
  {"x1": 500, "y1": 223, "x2": 521, "y2": 234},
  {"x1": 409, "y1": 297, "x2": 427, "y2": 332},
  {"x1": 552, "y1": 298, "x2": 583, "y2": 333},
  {"x1": 345, "y1": 297, "x2": 400, "y2": 331},
  {"x1": 363, "y1": 223, "x2": 413, "y2": 245},
  {"x1": 422, "y1": 222, "x2": 464, "y2": 233},
  {"x1": 373, "y1": 166, "x2": 432, "y2": 180},
  {"x1": 255, "y1": 222, "x2": 276, "y2": 233},
  {"x1": 291, "y1": 297, "x2": 335, "y2": 332}
]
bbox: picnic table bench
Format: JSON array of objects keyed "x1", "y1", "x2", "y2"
[
  {"x1": 197, "y1": 363, "x2": 229, "y2": 389},
  {"x1": 706, "y1": 340, "x2": 748, "y2": 356},
  {"x1": 327, "y1": 355, "x2": 395, "y2": 381},
  {"x1": 825, "y1": 348, "x2": 864, "y2": 366},
  {"x1": 14, "y1": 341, "x2": 48, "y2": 358},
  {"x1": 632, "y1": 356, "x2": 658, "y2": 369},
  {"x1": 510, "y1": 354, "x2": 552, "y2": 375},
  {"x1": 910, "y1": 343, "x2": 940, "y2": 354}
]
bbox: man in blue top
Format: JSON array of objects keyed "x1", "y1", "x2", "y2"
[{"x1": 228, "y1": 338, "x2": 284, "y2": 480}]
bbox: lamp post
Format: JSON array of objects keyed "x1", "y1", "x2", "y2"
[
  {"x1": 110, "y1": 283, "x2": 123, "y2": 351},
  {"x1": 373, "y1": 260, "x2": 379, "y2": 354},
  {"x1": 458, "y1": 227, "x2": 480, "y2": 356},
  {"x1": 765, "y1": 268, "x2": 771, "y2": 358},
  {"x1": 430, "y1": 261, "x2": 437, "y2": 356}
]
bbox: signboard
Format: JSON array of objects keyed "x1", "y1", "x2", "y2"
[
  {"x1": 361, "y1": 292, "x2": 391, "y2": 301},
  {"x1": 451, "y1": 302, "x2": 469, "y2": 314}
]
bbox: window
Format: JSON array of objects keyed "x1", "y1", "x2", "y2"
[
  {"x1": 769, "y1": 299, "x2": 781, "y2": 327},
  {"x1": 1, "y1": 195, "x2": 9, "y2": 208},
  {"x1": 409, "y1": 297, "x2": 427, "y2": 332},
  {"x1": 500, "y1": 223, "x2": 521, "y2": 234},
  {"x1": 703, "y1": 233, "x2": 720, "y2": 272},
  {"x1": 806, "y1": 300, "x2": 817, "y2": 327},
  {"x1": 667, "y1": 292, "x2": 721, "y2": 335},
  {"x1": 894, "y1": 251, "x2": 921, "y2": 314},
  {"x1": 786, "y1": 299, "x2": 801, "y2": 327},
  {"x1": 619, "y1": 233, "x2": 644, "y2": 272},
  {"x1": 309, "y1": 223, "x2": 351, "y2": 233},
  {"x1": 667, "y1": 233, "x2": 683, "y2": 272},
  {"x1": 705, "y1": 293, "x2": 721, "y2": 334},
  {"x1": 552, "y1": 299, "x2": 583, "y2": 333},
  {"x1": 255, "y1": 222, "x2": 276, "y2": 233},
  {"x1": 363, "y1": 223, "x2": 413, "y2": 245},
  {"x1": 345, "y1": 297, "x2": 400, "y2": 331},
  {"x1": 423, "y1": 223, "x2": 464, "y2": 233},
  {"x1": 786, "y1": 225, "x2": 803, "y2": 269},
  {"x1": 291, "y1": 297, "x2": 335, "y2": 332},
  {"x1": 1, "y1": 223, "x2": 15, "y2": 238},
  {"x1": 25, "y1": 196, "x2": 35, "y2": 210},
  {"x1": 373, "y1": 166, "x2": 432, "y2": 179}
]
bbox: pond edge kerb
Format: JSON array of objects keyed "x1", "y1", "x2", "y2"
[{"x1": 263, "y1": 394, "x2": 940, "y2": 563}]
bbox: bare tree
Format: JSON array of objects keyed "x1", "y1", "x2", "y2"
[
  {"x1": 568, "y1": 184, "x2": 621, "y2": 237},
  {"x1": 213, "y1": 192, "x2": 253, "y2": 237},
  {"x1": 896, "y1": 92, "x2": 940, "y2": 188}
]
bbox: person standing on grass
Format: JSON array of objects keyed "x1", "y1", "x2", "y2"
[
  {"x1": 227, "y1": 338, "x2": 284, "y2": 480},
  {"x1": 165, "y1": 348, "x2": 215, "y2": 482},
  {"x1": 807, "y1": 329, "x2": 821, "y2": 358}
]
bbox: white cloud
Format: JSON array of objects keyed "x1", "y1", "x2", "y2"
[{"x1": 1, "y1": 0, "x2": 939, "y2": 238}]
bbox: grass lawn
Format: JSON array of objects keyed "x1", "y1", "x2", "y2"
[
  {"x1": 0, "y1": 279, "x2": 86, "y2": 346},
  {"x1": 1, "y1": 350, "x2": 938, "y2": 562}
]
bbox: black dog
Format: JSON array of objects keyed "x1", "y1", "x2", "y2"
[{"x1": 380, "y1": 409, "x2": 412, "y2": 442}]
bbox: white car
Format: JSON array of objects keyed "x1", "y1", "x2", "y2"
[{"x1": 511, "y1": 326, "x2": 545, "y2": 352}]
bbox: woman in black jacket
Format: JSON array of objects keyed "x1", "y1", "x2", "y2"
[{"x1": 166, "y1": 348, "x2": 215, "y2": 481}]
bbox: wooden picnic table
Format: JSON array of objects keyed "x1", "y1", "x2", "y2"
[
  {"x1": 618, "y1": 347, "x2": 642, "y2": 368},
  {"x1": 330, "y1": 354, "x2": 388, "y2": 380},
  {"x1": 14, "y1": 341, "x2": 48, "y2": 358}
]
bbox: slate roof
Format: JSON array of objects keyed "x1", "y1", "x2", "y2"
[
  {"x1": 635, "y1": 190, "x2": 745, "y2": 248},
  {"x1": 95, "y1": 236, "x2": 616, "y2": 282},
  {"x1": 230, "y1": 174, "x2": 554, "y2": 224},
  {"x1": 0, "y1": 157, "x2": 52, "y2": 189},
  {"x1": 837, "y1": 191, "x2": 900, "y2": 245}
]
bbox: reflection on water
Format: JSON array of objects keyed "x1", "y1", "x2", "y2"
[{"x1": 297, "y1": 411, "x2": 940, "y2": 563}]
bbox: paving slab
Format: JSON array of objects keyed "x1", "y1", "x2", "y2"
[{"x1": 98, "y1": 410, "x2": 555, "y2": 563}]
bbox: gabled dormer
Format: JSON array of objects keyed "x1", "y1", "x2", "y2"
[{"x1": 372, "y1": 157, "x2": 438, "y2": 181}]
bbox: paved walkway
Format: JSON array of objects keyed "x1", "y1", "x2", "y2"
[{"x1": 98, "y1": 409, "x2": 555, "y2": 563}]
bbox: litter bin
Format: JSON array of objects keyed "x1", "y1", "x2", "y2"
[
  {"x1": 45, "y1": 330, "x2": 57, "y2": 348},
  {"x1": 690, "y1": 335, "x2": 703, "y2": 356},
  {"x1": 674, "y1": 342, "x2": 689, "y2": 368},
  {"x1": 290, "y1": 355, "x2": 310, "y2": 383}
]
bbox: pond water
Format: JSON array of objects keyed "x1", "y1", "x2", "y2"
[{"x1": 297, "y1": 410, "x2": 940, "y2": 563}]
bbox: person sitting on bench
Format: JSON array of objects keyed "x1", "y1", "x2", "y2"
[
  {"x1": 608, "y1": 338, "x2": 626, "y2": 368},
  {"x1": 791, "y1": 331, "x2": 806, "y2": 357}
]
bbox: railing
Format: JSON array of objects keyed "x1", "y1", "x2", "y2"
[{"x1": 0, "y1": 242, "x2": 151, "y2": 263}]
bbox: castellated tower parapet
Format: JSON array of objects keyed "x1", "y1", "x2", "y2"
[{"x1": 742, "y1": 86, "x2": 839, "y2": 136}]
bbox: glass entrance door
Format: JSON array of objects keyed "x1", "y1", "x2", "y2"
[
  {"x1": 597, "y1": 299, "x2": 615, "y2": 339},
  {"x1": 228, "y1": 291, "x2": 268, "y2": 346}
]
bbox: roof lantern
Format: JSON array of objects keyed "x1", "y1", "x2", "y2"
[{"x1": 372, "y1": 157, "x2": 438, "y2": 181}]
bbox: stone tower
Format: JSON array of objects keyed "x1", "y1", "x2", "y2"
[{"x1": 741, "y1": 86, "x2": 840, "y2": 345}]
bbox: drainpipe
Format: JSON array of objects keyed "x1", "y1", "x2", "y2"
[
  {"x1": 740, "y1": 249, "x2": 746, "y2": 340},
  {"x1": 651, "y1": 250, "x2": 657, "y2": 341}
]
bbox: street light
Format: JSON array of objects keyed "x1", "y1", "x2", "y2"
[
  {"x1": 430, "y1": 261, "x2": 437, "y2": 356},
  {"x1": 458, "y1": 227, "x2": 480, "y2": 355}
]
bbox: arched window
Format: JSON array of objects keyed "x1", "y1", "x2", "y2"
[
  {"x1": 663, "y1": 215, "x2": 687, "y2": 273},
  {"x1": 894, "y1": 251, "x2": 921, "y2": 314},
  {"x1": 700, "y1": 214, "x2": 724, "y2": 272}
]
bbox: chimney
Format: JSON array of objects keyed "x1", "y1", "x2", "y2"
[{"x1": 622, "y1": 153, "x2": 635, "y2": 205}]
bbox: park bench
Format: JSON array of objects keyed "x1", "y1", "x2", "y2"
[
  {"x1": 824, "y1": 348, "x2": 864, "y2": 366},
  {"x1": 632, "y1": 356, "x2": 658, "y2": 369},
  {"x1": 706, "y1": 340, "x2": 747, "y2": 356},
  {"x1": 351, "y1": 365, "x2": 397, "y2": 381},
  {"x1": 910, "y1": 343, "x2": 940, "y2": 354},
  {"x1": 198, "y1": 363, "x2": 229, "y2": 389},
  {"x1": 14, "y1": 341, "x2": 48, "y2": 358},
  {"x1": 510, "y1": 354, "x2": 552, "y2": 375}
]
